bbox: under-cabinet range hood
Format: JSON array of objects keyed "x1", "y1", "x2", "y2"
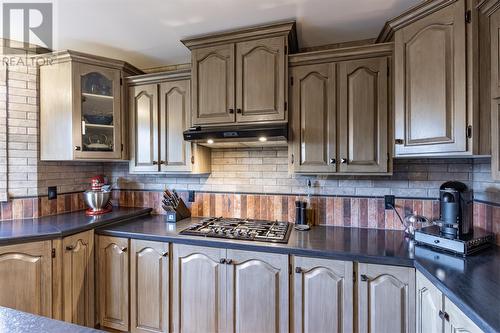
[{"x1": 183, "y1": 124, "x2": 288, "y2": 148}]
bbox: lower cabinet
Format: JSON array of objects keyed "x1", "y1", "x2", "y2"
[
  {"x1": 61, "y1": 230, "x2": 95, "y2": 326},
  {"x1": 0, "y1": 240, "x2": 52, "y2": 317},
  {"x1": 172, "y1": 244, "x2": 289, "y2": 333},
  {"x1": 357, "y1": 263, "x2": 416, "y2": 333},
  {"x1": 130, "y1": 239, "x2": 169, "y2": 333},
  {"x1": 97, "y1": 236, "x2": 130, "y2": 331},
  {"x1": 292, "y1": 256, "x2": 353, "y2": 333},
  {"x1": 416, "y1": 271, "x2": 483, "y2": 333}
]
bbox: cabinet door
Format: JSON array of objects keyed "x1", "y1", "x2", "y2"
[
  {"x1": 338, "y1": 57, "x2": 388, "y2": 173},
  {"x1": 130, "y1": 239, "x2": 169, "y2": 333},
  {"x1": 192, "y1": 44, "x2": 235, "y2": 125},
  {"x1": 62, "y1": 230, "x2": 94, "y2": 327},
  {"x1": 160, "y1": 79, "x2": 192, "y2": 172},
  {"x1": 290, "y1": 63, "x2": 336, "y2": 173},
  {"x1": 491, "y1": 10, "x2": 500, "y2": 180},
  {"x1": 172, "y1": 244, "x2": 226, "y2": 333},
  {"x1": 444, "y1": 297, "x2": 483, "y2": 333},
  {"x1": 73, "y1": 63, "x2": 123, "y2": 159},
  {"x1": 416, "y1": 271, "x2": 443, "y2": 333},
  {"x1": 226, "y1": 249, "x2": 288, "y2": 333},
  {"x1": 0, "y1": 241, "x2": 52, "y2": 317},
  {"x1": 235, "y1": 37, "x2": 286, "y2": 123},
  {"x1": 358, "y1": 263, "x2": 415, "y2": 333},
  {"x1": 394, "y1": 0, "x2": 467, "y2": 156},
  {"x1": 98, "y1": 236, "x2": 129, "y2": 331},
  {"x1": 293, "y1": 256, "x2": 353, "y2": 333},
  {"x1": 129, "y1": 84, "x2": 159, "y2": 172}
]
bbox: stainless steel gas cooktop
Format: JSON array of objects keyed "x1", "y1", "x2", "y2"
[{"x1": 179, "y1": 217, "x2": 292, "y2": 243}]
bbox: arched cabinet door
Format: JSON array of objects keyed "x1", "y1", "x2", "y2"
[
  {"x1": 172, "y1": 244, "x2": 226, "y2": 333},
  {"x1": 394, "y1": 0, "x2": 467, "y2": 156},
  {"x1": 130, "y1": 239, "x2": 169, "y2": 333},
  {"x1": 235, "y1": 37, "x2": 286, "y2": 123},
  {"x1": 357, "y1": 263, "x2": 416, "y2": 333},
  {"x1": 97, "y1": 236, "x2": 129, "y2": 332},
  {"x1": 191, "y1": 45, "x2": 235, "y2": 125},
  {"x1": 62, "y1": 230, "x2": 94, "y2": 327},
  {"x1": 293, "y1": 256, "x2": 353, "y2": 333},
  {"x1": 0, "y1": 241, "x2": 52, "y2": 317},
  {"x1": 226, "y1": 249, "x2": 289, "y2": 333}
]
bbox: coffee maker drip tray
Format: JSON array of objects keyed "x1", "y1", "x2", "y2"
[{"x1": 415, "y1": 226, "x2": 494, "y2": 256}]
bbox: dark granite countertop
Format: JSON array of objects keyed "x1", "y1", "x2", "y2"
[
  {"x1": 0, "y1": 306, "x2": 103, "y2": 332},
  {"x1": 0, "y1": 207, "x2": 151, "y2": 245},
  {"x1": 96, "y1": 215, "x2": 500, "y2": 333}
]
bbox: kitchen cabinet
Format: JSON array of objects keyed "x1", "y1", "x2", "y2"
[
  {"x1": 0, "y1": 241, "x2": 52, "y2": 317},
  {"x1": 130, "y1": 239, "x2": 169, "y2": 333},
  {"x1": 172, "y1": 244, "x2": 288, "y2": 333},
  {"x1": 172, "y1": 244, "x2": 226, "y2": 333},
  {"x1": 40, "y1": 50, "x2": 142, "y2": 161},
  {"x1": 378, "y1": 0, "x2": 490, "y2": 157},
  {"x1": 416, "y1": 270, "x2": 443, "y2": 333},
  {"x1": 292, "y1": 256, "x2": 353, "y2": 333},
  {"x1": 226, "y1": 249, "x2": 289, "y2": 333},
  {"x1": 289, "y1": 63, "x2": 336, "y2": 173},
  {"x1": 416, "y1": 271, "x2": 483, "y2": 333},
  {"x1": 338, "y1": 57, "x2": 388, "y2": 173},
  {"x1": 61, "y1": 230, "x2": 94, "y2": 327},
  {"x1": 357, "y1": 263, "x2": 415, "y2": 333},
  {"x1": 128, "y1": 70, "x2": 211, "y2": 174},
  {"x1": 486, "y1": 4, "x2": 500, "y2": 180},
  {"x1": 182, "y1": 21, "x2": 297, "y2": 127},
  {"x1": 97, "y1": 236, "x2": 129, "y2": 331},
  {"x1": 289, "y1": 43, "x2": 392, "y2": 175}
]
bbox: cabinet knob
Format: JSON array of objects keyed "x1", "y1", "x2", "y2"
[
  {"x1": 395, "y1": 139, "x2": 404, "y2": 145},
  {"x1": 225, "y1": 259, "x2": 233, "y2": 265},
  {"x1": 360, "y1": 274, "x2": 369, "y2": 281},
  {"x1": 161, "y1": 251, "x2": 169, "y2": 257},
  {"x1": 121, "y1": 247, "x2": 127, "y2": 253},
  {"x1": 74, "y1": 146, "x2": 81, "y2": 151},
  {"x1": 236, "y1": 108, "x2": 242, "y2": 114},
  {"x1": 152, "y1": 161, "x2": 158, "y2": 165},
  {"x1": 65, "y1": 245, "x2": 74, "y2": 251},
  {"x1": 329, "y1": 158, "x2": 336, "y2": 165},
  {"x1": 295, "y1": 267, "x2": 302, "y2": 274},
  {"x1": 228, "y1": 108, "x2": 235, "y2": 114},
  {"x1": 341, "y1": 158, "x2": 347, "y2": 164},
  {"x1": 159, "y1": 160, "x2": 165, "y2": 165},
  {"x1": 219, "y1": 258, "x2": 226, "y2": 264},
  {"x1": 439, "y1": 310, "x2": 450, "y2": 322}
]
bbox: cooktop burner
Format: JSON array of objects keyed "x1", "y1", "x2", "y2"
[{"x1": 180, "y1": 217, "x2": 292, "y2": 243}]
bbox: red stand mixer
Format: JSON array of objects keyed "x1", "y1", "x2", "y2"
[{"x1": 84, "y1": 175, "x2": 112, "y2": 216}]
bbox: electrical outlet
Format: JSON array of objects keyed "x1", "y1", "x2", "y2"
[
  {"x1": 48, "y1": 186, "x2": 57, "y2": 200},
  {"x1": 384, "y1": 195, "x2": 395, "y2": 210},
  {"x1": 188, "y1": 190, "x2": 195, "y2": 203}
]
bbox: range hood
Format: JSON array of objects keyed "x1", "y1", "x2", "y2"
[{"x1": 183, "y1": 124, "x2": 288, "y2": 148}]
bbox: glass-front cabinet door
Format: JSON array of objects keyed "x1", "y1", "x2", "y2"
[{"x1": 73, "y1": 63, "x2": 122, "y2": 159}]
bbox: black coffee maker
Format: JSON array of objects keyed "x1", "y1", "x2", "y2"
[{"x1": 438, "y1": 181, "x2": 473, "y2": 237}]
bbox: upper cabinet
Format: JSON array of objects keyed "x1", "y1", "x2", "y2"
[
  {"x1": 182, "y1": 21, "x2": 297, "y2": 127},
  {"x1": 127, "y1": 70, "x2": 211, "y2": 174},
  {"x1": 378, "y1": 0, "x2": 490, "y2": 157},
  {"x1": 288, "y1": 44, "x2": 392, "y2": 175},
  {"x1": 40, "y1": 50, "x2": 142, "y2": 161},
  {"x1": 480, "y1": 1, "x2": 500, "y2": 181}
]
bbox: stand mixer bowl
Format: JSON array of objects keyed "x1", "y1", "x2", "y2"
[{"x1": 83, "y1": 190, "x2": 111, "y2": 211}]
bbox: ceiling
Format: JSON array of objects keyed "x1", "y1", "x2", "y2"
[{"x1": 53, "y1": 0, "x2": 421, "y2": 69}]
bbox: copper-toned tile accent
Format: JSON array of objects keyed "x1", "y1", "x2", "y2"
[
  {"x1": 359, "y1": 198, "x2": 368, "y2": 228},
  {"x1": 259, "y1": 195, "x2": 268, "y2": 220},
  {"x1": 432, "y1": 201, "x2": 440, "y2": 220},
  {"x1": 318, "y1": 197, "x2": 327, "y2": 226},
  {"x1": 215, "y1": 194, "x2": 223, "y2": 217},
  {"x1": 12, "y1": 199, "x2": 23, "y2": 219},
  {"x1": 240, "y1": 195, "x2": 247, "y2": 219},
  {"x1": 288, "y1": 196, "x2": 296, "y2": 223},
  {"x1": 209, "y1": 194, "x2": 216, "y2": 217},
  {"x1": 56, "y1": 196, "x2": 66, "y2": 214},
  {"x1": 334, "y1": 197, "x2": 343, "y2": 226},
  {"x1": 254, "y1": 195, "x2": 261, "y2": 219},
  {"x1": 326, "y1": 197, "x2": 335, "y2": 226},
  {"x1": 22, "y1": 198, "x2": 33, "y2": 219},
  {"x1": 64, "y1": 194, "x2": 72, "y2": 213},
  {"x1": 143, "y1": 191, "x2": 151, "y2": 208},
  {"x1": 414, "y1": 200, "x2": 423, "y2": 216},
  {"x1": 1, "y1": 201, "x2": 12, "y2": 220},
  {"x1": 423, "y1": 200, "x2": 433, "y2": 219},
  {"x1": 49, "y1": 198, "x2": 57, "y2": 216},
  {"x1": 377, "y1": 199, "x2": 385, "y2": 229},
  {"x1": 367, "y1": 199, "x2": 377, "y2": 229},
  {"x1": 385, "y1": 208, "x2": 394, "y2": 230},
  {"x1": 32, "y1": 197, "x2": 40, "y2": 218},
  {"x1": 350, "y1": 198, "x2": 359, "y2": 228},
  {"x1": 233, "y1": 194, "x2": 241, "y2": 218},
  {"x1": 343, "y1": 198, "x2": 351, "y2": 227},
  {"x1": 247, "y1": 195, "x2": 255, "y2": 219},
  {"x1": 40, "y1": 197, "x2": 50, "y2": 217}
]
